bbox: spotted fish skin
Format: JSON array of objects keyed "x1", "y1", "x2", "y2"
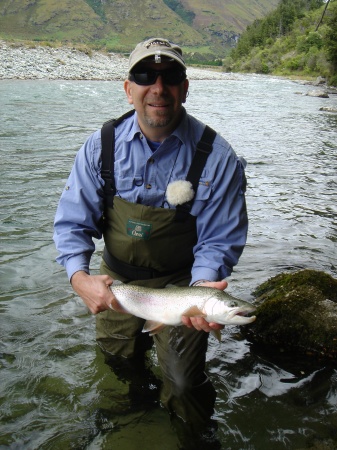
[{"x1": 109, "y1": 282, "x2": 256, "y2": 335}]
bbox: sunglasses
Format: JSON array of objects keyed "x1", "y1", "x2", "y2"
[{"x1": 128, "y1": 68, "x2": 186, "y2": 86}]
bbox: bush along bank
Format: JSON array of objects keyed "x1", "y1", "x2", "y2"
[{"x1": 224, "y1": 0, "x2": 337, "y2": 87}]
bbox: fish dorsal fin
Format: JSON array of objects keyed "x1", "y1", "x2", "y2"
[
  {"x1": 164, "y1": 284, "x2": 179, "y2": 289},
  {"x1": 182, "y1": 306, "x2": 206, "y2": 318},
  {"x1": 143, "y1": 320, "x2": 166, "y2": 335}
]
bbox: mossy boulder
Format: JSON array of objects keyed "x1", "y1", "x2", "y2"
[{"x1": 246, "y1": 269, "x2": 337, "y2": 362}]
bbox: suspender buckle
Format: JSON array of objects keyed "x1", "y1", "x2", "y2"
[{"x1": 197, "y1": 140, "x2": 213, "y2": 154}]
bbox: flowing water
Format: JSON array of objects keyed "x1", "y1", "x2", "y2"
[{"x1": 0, "y1": 75, "x2": 336, "y2": 450}]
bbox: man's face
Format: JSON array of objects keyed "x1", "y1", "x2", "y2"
[{"x1": 124, "y1": 61, "x2": 189, "y2": 141}]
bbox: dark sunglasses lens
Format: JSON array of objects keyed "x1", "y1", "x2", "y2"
[
  {"x1": 132, "y1": 71, "x2": 157, "y2": 85},
  {"x1": 131, "y1": 70, "x2": 186, "y2": 86},
  {"x1": 163, "y1": 70, "x2": 186, "y2": 85}
]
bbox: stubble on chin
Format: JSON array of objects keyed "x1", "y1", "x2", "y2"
[{"x1": 144, "y1": 110, "x2": 172, "y2": 128}]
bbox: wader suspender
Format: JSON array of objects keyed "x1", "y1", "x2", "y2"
[
  {"x1": 101, "y1": 109, "x2": 136, "y2": 208},
  {"x1": 101, "y1": 110, "x2": 216, "y2": 220},
  {"x1": 175, "y1": 124, "x2": 216, "y2": 221}
]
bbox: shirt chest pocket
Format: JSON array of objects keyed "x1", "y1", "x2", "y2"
[
  {"x1": 194, "y1": 181, "x2": 212, "y2": 201},
  {"x1": 194, "y1": 168, "x2": 213, "y2": 201},
  {"x1": 116, "y1": 175, "x2": 143, "y2": 192}
]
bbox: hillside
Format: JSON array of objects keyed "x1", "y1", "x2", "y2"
[
  {"x1": 0, "y1": 0, "x2": 280, "y2": 58},
  {"x1": 224, "y1": 0, "x2": 337, "y2": 84}
]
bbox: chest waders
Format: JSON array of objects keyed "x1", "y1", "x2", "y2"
[{"x1": 96, "y1": 110, "x2": 218, "y2": 427}]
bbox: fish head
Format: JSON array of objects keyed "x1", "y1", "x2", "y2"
[
  {"x1": 225, "y1": 305, "x2": 256, "y2": 325},
  {"x1": 204, "y1": 292, "x2": 256, "y2": 325}
]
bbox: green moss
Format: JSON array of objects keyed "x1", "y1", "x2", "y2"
[
  {"x1": 249, "y1": 270, "x2": 337, "y2": 362},
  {"x1": 254, "y1": 269, "x2": 337, "y2": 301}
]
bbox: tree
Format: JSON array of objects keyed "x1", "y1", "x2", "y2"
[
  {"x1": 316, "y1": 0, "x2": 331, "y2": 30},
  {"x1": 324, "y1": 2, "x2": 337, "y2": 71}
]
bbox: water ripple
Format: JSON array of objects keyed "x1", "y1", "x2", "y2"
[{"x1": 1, "y1": 77, "x2": 337, "y2": 449}]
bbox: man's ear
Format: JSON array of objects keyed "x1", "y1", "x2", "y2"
[
  {"x1": 124, "y1": 80, "x2": 134, "y2": 105},
  {"x1": 182, "y1": 79, "x2": 189, "y2": 104}
]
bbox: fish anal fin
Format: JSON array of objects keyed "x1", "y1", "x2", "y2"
[
  {"x1": 211, "y1": 329, "x2": 222, "y2": 342},
  {"x1": 182, "y1": 306, "x2": 206, "y2": 318},
  {"x1": 143, "y1": 320, "x2": 166, "y2": 335}
]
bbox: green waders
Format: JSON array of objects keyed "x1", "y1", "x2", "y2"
[{"x1": 96, "y1": 197, "x2": 216, "y2": 425}]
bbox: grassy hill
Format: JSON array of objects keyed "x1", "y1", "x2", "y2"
[
  {"x1": 0, "y1": 0, "x2": 280, "y2": 59},
  {"x1": 224, "y1": 0, "x2": 337, "y2": 84}
]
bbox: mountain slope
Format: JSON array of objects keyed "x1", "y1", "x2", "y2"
[
  {"x1": 0, "y1": 0, "x2": 280, "y2": 57},
  {"x1": 225, "y1": 0, "x2": 337, "y2": 85}
]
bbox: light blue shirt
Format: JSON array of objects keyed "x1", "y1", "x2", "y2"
[{"x1": 53, "y1": 110, "x2": 248, "y2": 284}]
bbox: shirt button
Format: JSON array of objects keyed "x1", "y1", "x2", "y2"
[
  {"x1": 145, "y1": 184, "x2": 152, "y2": 189},
  {"x1": 148, "y1": 158, "x2": 155, "y2": 164}
]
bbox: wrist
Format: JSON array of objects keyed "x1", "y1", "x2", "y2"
[{"x1": 70, "y1": 270, "x2": 90, "y2": 285}]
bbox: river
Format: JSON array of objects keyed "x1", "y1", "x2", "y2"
[{"x1": 0, "y1": 75, "x2": 336, "y2": 449}]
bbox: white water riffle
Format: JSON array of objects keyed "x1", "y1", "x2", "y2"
[{"x1": 0, "y1": 75, "x2": 336, "y2": 449}]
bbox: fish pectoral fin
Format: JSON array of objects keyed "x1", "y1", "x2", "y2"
[
  {"x1": 142, "y1": 320, "x2": 166, "y2": 335},
  {"x1": 182, "y1": 306, "x2": 206, "y2": 318},
  {"x1": 109, "y1": 298, "x2": 128, "y2": 314}
]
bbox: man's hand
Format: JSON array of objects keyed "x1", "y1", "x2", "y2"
[
  {"x1": 70, "y1": 270, "x2": 115, "y2": 314},
  {"x1": 181, "y1": 280, "x2": 228, "y2": 332}
]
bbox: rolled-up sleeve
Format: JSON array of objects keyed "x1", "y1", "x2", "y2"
[{"x1": 190, "y1": 142, "x2": 248, "y2": 284}]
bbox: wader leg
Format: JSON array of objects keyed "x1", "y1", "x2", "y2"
[
  {"x1": 96, "y1": 308, "x2": 161, "y2": 408},
  {"x1": 154, "y1": 325, "x2": 216, "y2": 426},
  {"x1": 97, "y1": 259, "x2": 154, "y2": 359},
  {"x1": 96, "y1": 308, "x2": 153, "y2": 358}
]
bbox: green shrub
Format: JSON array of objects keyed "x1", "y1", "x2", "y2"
[
  {"x1": 327, "y1": 74, "x2": 337, "y2": 87},
  {"x1": 284, "y1": 55, "x2": 304, "y2": 70}
]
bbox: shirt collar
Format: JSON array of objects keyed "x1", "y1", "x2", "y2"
[{"x1": 125, "y1": 112, "x2": 142, "y2": 142}]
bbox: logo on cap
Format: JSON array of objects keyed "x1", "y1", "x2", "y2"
[{"x1": 146, "y1": 39, "x2": 171, "y2": 49}]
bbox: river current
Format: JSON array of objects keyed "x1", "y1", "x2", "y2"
[{"x1": 0, "y1": 75, "x2": 336, "y2": 449}]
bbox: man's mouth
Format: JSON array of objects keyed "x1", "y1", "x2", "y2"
[{"x1": 148, "y1": 103, "x2": 169, "y2": 108}]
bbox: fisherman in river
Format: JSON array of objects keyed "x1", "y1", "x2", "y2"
[{"x1": 53, "y1": 38, "x2": 248, "y2": 437}]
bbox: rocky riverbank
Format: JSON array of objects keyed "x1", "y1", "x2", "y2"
[{"x1": 0, "y1": 40, "x2": 226, "y2": 81}]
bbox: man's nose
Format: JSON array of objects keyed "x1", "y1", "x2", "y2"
[{"x1": 151, "y1": 75, "x2": 166, "y2": 92}]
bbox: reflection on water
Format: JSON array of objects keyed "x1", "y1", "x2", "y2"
[{"x1": 0, "y1": 76, "x2": 336, "y2": 449}]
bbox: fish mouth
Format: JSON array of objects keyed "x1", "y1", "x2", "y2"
[
  {"x1": 230, "y1": 307, "x2": 256, "y2": 324},
  {"x1": 231, "y1": 313, "x2": 256, "y2": 325},
  {"x1": 238, "y1": 314, "x2": 256, "y2": 323}
]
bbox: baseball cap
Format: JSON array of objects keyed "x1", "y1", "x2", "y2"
[{"x1": 129, "y1": 38, "x2": 186, "y2": 72}]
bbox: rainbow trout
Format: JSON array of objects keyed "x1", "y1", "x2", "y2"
[{"x1": 109, "y1": 281, "x2": 256, "y2": 337}]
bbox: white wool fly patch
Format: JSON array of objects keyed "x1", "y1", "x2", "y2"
[{"x1": 166, "y1": 180, "x2": 195, "y2": 206}]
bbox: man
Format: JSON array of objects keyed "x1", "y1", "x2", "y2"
[{"x1": 54, "y1": 37, "x2": 248, "y2": 429}]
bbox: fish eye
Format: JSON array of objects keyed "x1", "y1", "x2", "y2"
[{"x1": 229, "y1": 301, "x2": 238, "y2": 308}]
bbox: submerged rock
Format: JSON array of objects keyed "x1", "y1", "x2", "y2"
[
  {"x1": 319, "y1": 106, "x2": 337, "y2": 113},
  {"x1": 246, "y1": 269, "x2": 337, "y2": 362}
]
